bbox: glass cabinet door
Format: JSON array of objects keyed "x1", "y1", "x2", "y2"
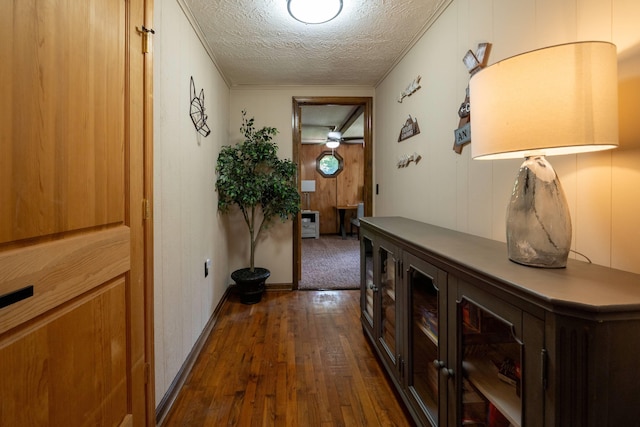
[
  {"x1": 378, "y1": 244, "x2": 397, "y2": 366},
  {"x1": 361, "y1": 236, "x2": 374, "y2": 332},
  {"x1": 459, "y1": 298, "x2": 522, "y2": 427},
  {"x1": 407, "y1": 256, "x2": 444, "y2": 427}
]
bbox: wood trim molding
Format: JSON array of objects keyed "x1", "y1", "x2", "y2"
[
  {"x1": 174, "y1": 0, "x2": 231, "y2": 87},
  {"x1": 291, "y1": 96, "x2": 373, "y2": 289},
  {"x1": 265, "y1": 283, "x2": 294, "y2": 291},
  {"x1": 143, "y1": 0, "x2": 156, "y2": 423}
]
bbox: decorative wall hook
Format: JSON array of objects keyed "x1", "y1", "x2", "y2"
[
  {"x1": 397, "y1": 75, "x2": 422, "y2": 103},
  {"x1": 189, "y1": 76, "x2": 211, "y2": 137},
  {"x1": 397, "y1": 152, "x2": 422, "y2": 168}
]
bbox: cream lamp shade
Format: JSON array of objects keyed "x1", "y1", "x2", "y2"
[
  {"x1": 301, "y1": 180, "x2": 316, "y2": 193},
  {"x1": 301, "y1": 180, "x2": 316, "y2": 211},
  {"x1": 469, "y1": 41, "x2": 619, "y2": 268},
  {"x1": 471, "y1": 41, "x2": 619, "y2": 160}
]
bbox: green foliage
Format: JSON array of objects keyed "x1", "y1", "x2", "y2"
[{"x1": 215, "y1": 111, "x2": 301, "y2": 270}]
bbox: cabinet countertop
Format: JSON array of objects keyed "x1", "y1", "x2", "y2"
[{"x1": 361, "y1": 216, "x2": 640, "y2": 317}]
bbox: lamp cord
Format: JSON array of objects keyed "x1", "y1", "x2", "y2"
[{"x1": 570, "y1": 249, "x2": 592, "y2": 264}]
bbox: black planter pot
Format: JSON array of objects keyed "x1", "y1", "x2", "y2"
[{"x1": 231, "y1": 267, "x2": 270, "y2": 305}]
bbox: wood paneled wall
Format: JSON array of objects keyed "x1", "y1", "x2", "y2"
[{"x1": 301, "y1": 143, "x2": 364, "y2": 234}]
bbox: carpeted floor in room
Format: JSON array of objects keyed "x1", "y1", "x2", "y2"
[{"x1": 299, "y1": 234, "x2": 360, "y2": 290}]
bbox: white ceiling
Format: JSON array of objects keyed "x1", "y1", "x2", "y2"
[{"x1": 182, "y1": 0, "x2": 452, "y2": 87}]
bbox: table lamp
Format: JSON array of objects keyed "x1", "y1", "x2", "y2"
[
  {"x1": 301, "y1": 180, "x2": 316, "y2": 211},
  {"x1": 470, "y1": 41, "x2": 619, "y2": 268}
]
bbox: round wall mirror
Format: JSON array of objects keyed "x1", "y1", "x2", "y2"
[{"x1": 316, "y1": 150, "x2": 344, "y2": 177}]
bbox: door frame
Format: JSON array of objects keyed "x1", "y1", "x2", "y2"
[
  {"x1": 142, "y1": 0, "x2": 156, "y2": 423},
  {"x1": 291, "y1": 96, "x2": 373, "y2": 289},
  {"x1": 130, "y1": 0, "x2": 156, "y2": 422}
]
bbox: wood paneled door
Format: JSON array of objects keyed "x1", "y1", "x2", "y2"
[{"x1": 0, "y1": 0, "x2": 154, "y2": 426}]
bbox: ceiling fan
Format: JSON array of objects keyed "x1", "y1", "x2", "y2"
[
  {"x1": 326, "y1": 129, "x2": 343, "y2": 148},
  {"x1": 314, "y1": 127, "x2": 364, "y2": 148},
  {"x1": 301, "y1": 105, "x2": 365, "y2": 147},
  {"x1": 302, "y1": 125, "x2": 363, "y2": 147}
]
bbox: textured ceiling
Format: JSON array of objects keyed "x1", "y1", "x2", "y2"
[{"x1": 183, "y1": 0, "x2": 452, "y2": 86}]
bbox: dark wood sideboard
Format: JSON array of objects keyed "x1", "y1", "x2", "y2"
[{"x1": 359, "y1": 216, "x2": 640, "y2": 427}]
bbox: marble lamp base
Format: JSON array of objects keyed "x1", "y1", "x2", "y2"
[{"x1": 506, "y1": 156, "x2": 572, "y2": 268}]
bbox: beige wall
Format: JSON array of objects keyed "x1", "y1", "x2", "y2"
[
  {"x1": 153, "y1": 0, "x2": 230, "y2": 404},
  {"x1": 375, "y1": 0, "x2": 640, "y2": 273},
  {"x1": 228, "y1": 87, "x2": 374, "y2": 284}
]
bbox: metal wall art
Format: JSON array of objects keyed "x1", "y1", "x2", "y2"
[
  {"x1": 189, "y1": 76, "x2": 211, "y2": 137},
  {"x1": 398, "y1": 115, "x2": 421, "y2": 142},
  {"x1": 453, "y1": 42, "x2": 491, "y2": 154},
  {"x1": 397, "y1": 75, "x2": 422, "y2": 103}
]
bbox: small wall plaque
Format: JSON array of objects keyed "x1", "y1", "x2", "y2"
[
  {"x1": 454, "y1": 122, "x2": 471, "y2": 148},
  {"x1": 398, "y1": 116, "x2": 420, "y2": 142},
  {"x1": 453, "y1": 43, "x2": 492, "y2": 154}
]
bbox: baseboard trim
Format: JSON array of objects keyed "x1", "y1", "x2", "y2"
[
  {"x1": 226, "y1": 282, "x2": 292, "y2": 291},
  {"x1": 266, "y1": 282, "x2": 293, "y2": 291},
  {"x1": 155, "y1": 286, "x2": 231, "y2": 426}
]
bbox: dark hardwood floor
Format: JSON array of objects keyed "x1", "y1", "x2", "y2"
[{"x1": 161, "y1": 290, "x2": 414, "y2": 426}]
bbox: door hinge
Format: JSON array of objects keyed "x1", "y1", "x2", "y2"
[
  {"x1": 143, "y1": 198, "x2": 151, "y2": 220},
  {"x1": 136, "y1": 26, "x2": 155, "y2": 54}
]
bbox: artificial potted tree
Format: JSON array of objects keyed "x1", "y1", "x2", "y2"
[{"x1": 216, "y1": 111, "x2": 300, "y2": 304}]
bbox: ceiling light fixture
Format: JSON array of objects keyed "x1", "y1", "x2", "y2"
[
  {"x1": 326, "y1": 130, "x2": 342, "y2": 148},
  {"x1": 287, "y1": 0, "x2": 343, "y2": 24},
  {"x1": 326, "y1": 140, "x2": 340, "y2": 149}
]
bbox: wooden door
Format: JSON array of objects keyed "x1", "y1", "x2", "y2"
[{"x1": 0, "y1": 0, "x2": 151, "y2": 426}]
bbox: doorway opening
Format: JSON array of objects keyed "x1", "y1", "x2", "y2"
[{"x1": 292, "y1": 96, "x2": 373, "y2": 290}]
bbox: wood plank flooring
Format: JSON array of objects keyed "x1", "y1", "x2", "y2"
[{"x1": 161, "y1": 290, "x2": 414, "y2": 426}]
